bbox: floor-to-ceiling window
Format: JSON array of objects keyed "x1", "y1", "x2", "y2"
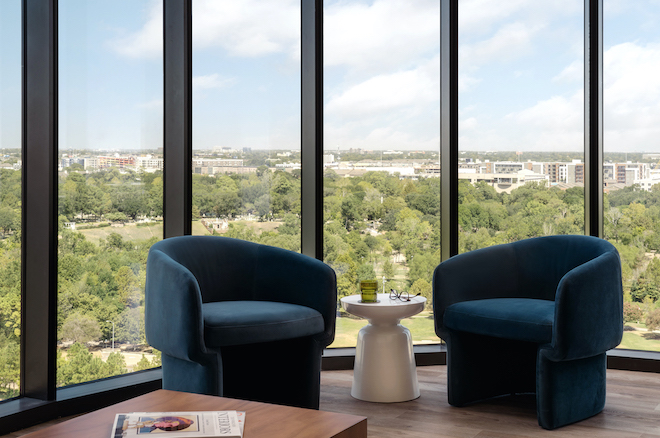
[
  {"x1": 323, "y1": 0, "x2": 441, "y2": 347},
  {"x1": 458, "y1": 1, "x2": 585, "y2": 253},
  {"x1": 57, "y1": 0, "x2": 163, "y2": 387},
  {"x1": 604, "y1": 1, "x2": 660, "y2": 353},
  {"x1": 191, "y1": 0, "x2": 302, "y2": 252},
  {"x1": 0, "y1": 0, "x2": 21, "y2": 401},
  {"x1": 2, "y1": 2, "x2": 660, "y2": 432}
]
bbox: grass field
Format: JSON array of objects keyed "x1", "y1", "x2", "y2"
[
  {"x1": 619, "y1": 323, "x2": 660, "y2": 352},
  {"x1": 329, "y1": 316, "x2": 660, "y2": 352},
  {"x1": 78, "y1": 223, "x2": 164, "y2": 244},
  {"x1": 76, "y1": 219, "x2": 269, "y2": 243}
]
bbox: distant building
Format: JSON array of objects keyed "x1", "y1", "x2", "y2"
[
  {"x1": 192, "y1": 158, "x2": 256, "y2": 175},
  {"x1": 459, "y1": 169, "x2": 549, "y2": 193},
  {"x1": 98, "y1": 155, "x2": 135, "y2": 169},
  {"x1": 60, "y1": 157, "x2": 85, "y2": 169},
  {"x1": 83, "y1": 157, "x2": 99, "y2": 170},
  {"x1": 566, "y1": 160, "x2": 584, "y2": 184},
  {"x1": 136, "y1": 156, "x2": 164, "y2": 171},
  {"x1": 603, "y1": 162, "x2": 649, "y2": 185},
  {"x1": 193, "y1": 159, "x2": 243, "y2": 168}
]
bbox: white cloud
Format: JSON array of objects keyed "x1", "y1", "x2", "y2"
[
  {"x1": 193, "y1": 74, "x2": 235, "y2": 91},
  {"x1": 325, "y1": 56, "x2": 439, "y2": 119},
  {"x1": 459, "y1": 0, "x2": 531, "y2": 35},
  {"x1": 324, "y1": 55, "x2": 440, "y2": 151},
  {"x1": 460, "y1": 0, "x2": 581, "y2": 36},
  {"x1": 603, "y1": 42, "x2": 660, "y2": 151},
  {"x1": 460, "y1": 91, "x2": 583, "y2": 151},
  {"x1": 137, "y1": 99, "x2": 163, "y2": 110},
  {"x1": 324, "y1": 0, "x2": 439, "y2": 74},
  {"x1": 502, "y1": 91, "x2": 583, "y2": 151},
  {"x1": 553, "y1": 60, "x2": 583, "y2": 83},
  {"x1": 459, "y1": 74, "x2": 482, "y2": 92},
  {"x1": 325, "y1": 123, "x2": 439, "y2": 151},
  {"x1": 109, "y1": 0, "x2": 300, "y2": 59},
  {"x1": 460, "y1": 22, "x2": 543, "y2": 71},
  {"x1": 509, "y1": 92, "x2": 583, "y2": 131},
  {"x1": 460, "y1": 117, "x2": 478, "y2": 131},
  {"x1": 109, "y1": 0, "x2": 162, "y2": 59},
  {"x1": 461, "y1": 41, "x2": 660, "y2": 152},
  {"x1": 193, "y1": 0, "x2": 299, "y2": 58}
]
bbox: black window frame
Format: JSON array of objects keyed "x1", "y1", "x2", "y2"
[{"x1": 1, "y1": 0, "x2": 658, "y2": 433}]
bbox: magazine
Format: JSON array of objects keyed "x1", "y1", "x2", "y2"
[{"x1": 110, "y1": 411, "x2": 244, "y2": 438}]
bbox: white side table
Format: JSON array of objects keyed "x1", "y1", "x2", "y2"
[{"x1": 340, "y1": 293, "x2": 426, "y2": 402}]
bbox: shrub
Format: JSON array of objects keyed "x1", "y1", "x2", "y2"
[
  {"x1": 645, "y1": 309, "x2": 660, "y2": 332},
  {"x1": 623, "y1": 301, "x2": 644, "y2": 323}
]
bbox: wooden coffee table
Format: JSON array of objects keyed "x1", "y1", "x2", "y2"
[{"x1": 20, "y1": 390, "x2": 367, "y2": 438}]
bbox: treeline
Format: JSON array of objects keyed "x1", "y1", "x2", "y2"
[{"x1": 3, "y1": 163, "x2": 660, "y2": 398}]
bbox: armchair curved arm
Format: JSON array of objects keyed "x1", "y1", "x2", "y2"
[
  {"x1": 433, "y1": 243, "x2": 518, "y2": 337},
  {"x1": 145, "y1": 249, "x2": 210, "y2": 362},
  {"x1": 252, "y1": 244, "x2": 337, "y2": 347},
  {"x1": 545, "y1": 250, "x2": 623, "y2": 362}
]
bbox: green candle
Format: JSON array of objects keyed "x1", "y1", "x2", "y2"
[{"x1": 360, "y1": 280, "x2": 378, "y2": 302}]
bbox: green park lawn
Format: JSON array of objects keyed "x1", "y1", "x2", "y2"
[
  {"x1": 78, "y1": 223, "x2": 164, "y2": 243},
  {"x1": 329, "y1": 315, "x2": 660, "y2": 352},
  {"x1": 618, "y1": 324, "x2": 660, "y2": 352}
]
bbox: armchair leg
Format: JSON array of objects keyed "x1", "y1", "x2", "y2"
[
  {"x1": 446, "y1": 331, "x2": 536, "y2": 406},
  {"x1": 536, "y1": 352, "x2": 606, "y2": 430}
]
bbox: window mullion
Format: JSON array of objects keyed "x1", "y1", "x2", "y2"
[
  {"x1": 301, "y1": 0, "x2": 323, "y2": 260},
  {"x1": 163, "y1": 0, "x2": 192, "y2": 238},
  {"x1": 21, "y1": 0, "x2": 58, "y2": 401},
  {"x1": 440, "y1": 0, "x2": 459, "y2": 261},
  {"x1": 584, "y1": 0, "x2": 603, "y2": 237}
]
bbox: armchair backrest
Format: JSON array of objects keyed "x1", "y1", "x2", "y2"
[
  {"x1": 150, "y1": 236, "x2": 333, "y2": 302},
  {"x1": 151, "y1": 236, "x2": 263, "y2": 303}
]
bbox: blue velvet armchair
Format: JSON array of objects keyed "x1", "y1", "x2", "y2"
[
  {"x1": 145, "y1": 236, "x2": 336, "y2": 409},
  {"x1": 433, "y1": 235, "x2": 623, "y2": 429}
]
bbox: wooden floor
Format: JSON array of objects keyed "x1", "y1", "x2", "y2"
[
  {"x1": 319, "y1": 366, "x2": 660, "y2": 438},
  {"x1": 7, "y1": 365, "x2": 660, "y2": 437}
]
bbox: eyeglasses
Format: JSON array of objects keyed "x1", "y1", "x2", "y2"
[{"x1": 389, "y1": 289, "x2": 420, "y2": 302}]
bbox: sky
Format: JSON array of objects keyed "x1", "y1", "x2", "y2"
[{"x1": 2, "y1": 0, "x2": 660, "y2": 153}]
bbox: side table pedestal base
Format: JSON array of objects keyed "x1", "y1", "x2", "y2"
[{"x1": 351, "y1": 323, "x2": 420, "y2": 403}]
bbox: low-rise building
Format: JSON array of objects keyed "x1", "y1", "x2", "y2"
[{"x1": 459, "y1": 169, "x2": 549, "y2": 193}]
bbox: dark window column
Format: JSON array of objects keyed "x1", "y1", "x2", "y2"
[
  {"x1": 301, "y1": 0, "x2": 323, "y2": 260},
  {"x1": 163, "y1": 0, "x2": 192, "y2": 238},
  {"x1": 585, "y1": 0, "x2": 603, "y2": 237},
  {"x1": 440, "y1": 0, "x2": 458, "y2": 260},
  {"x1": 21, "y1": 0, "x2": 58, "y2": 401}
]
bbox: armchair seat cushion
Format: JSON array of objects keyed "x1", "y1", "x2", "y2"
[
  {"x1": 444, "y1": 298, "x2": 555, "y2": 344},
  {"x1": 203, "y1": 301, "x2": 325, "y2": 348}
]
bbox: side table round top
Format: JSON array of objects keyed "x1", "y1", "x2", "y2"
[{"x1": 340, "y1": 293, "x2": 426, "y2": 323}]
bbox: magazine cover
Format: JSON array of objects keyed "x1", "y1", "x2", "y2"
[{"x1": 110, "y1": 411, "x2": 242, "y2": 438}]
